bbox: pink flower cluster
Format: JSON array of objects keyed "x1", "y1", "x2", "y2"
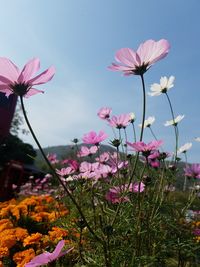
[
  {"x1": 97, "y1": 107, "x2": 134, "y2": 129},
  {"x1": 78, "y1": 152, "x2": 128, "y2": 180},
  {"x1": 184, "y1": 164, "x2": 200, "y2": 179},
  {"x1": 106, "y1": 182, "x2": 145, "y2": 204}
]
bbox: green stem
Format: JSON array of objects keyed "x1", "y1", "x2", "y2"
[
  {"x1": 183, "y1": 152, "x2": 188, "y2": 191},
  {"x1": 127, "y1": 74, "x2": 146, "y2": 185},
  {"x1": 165, "y1": 92, "x2": 179, "y2": 163},
  {"x1": 149, "y1": 126, "x2": 158, "y2": 140},
  {"x1": 139, "y1": 74, "x2": 146, "y2": 142},
  {"x1": 131, "y1": 122, "x2": 137, "y2": 143},
  {"x1": 123, "y1": 128, "x2": 128, "y2": 155},
  {"x1": 20, "y1": 96, "x2": 101, "y2": 243}
]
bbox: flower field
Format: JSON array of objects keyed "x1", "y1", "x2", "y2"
[{"x1": 0, "y1": 39, "x2": 200, "y2": 266}]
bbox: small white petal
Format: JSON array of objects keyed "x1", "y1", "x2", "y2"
[{"x1": 177, "y1": 142, "x2": 192, "y2": 154}]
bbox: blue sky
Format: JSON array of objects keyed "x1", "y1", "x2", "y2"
[{"x1": 0, "y1": 0, "x2": 200, "y2": 162}]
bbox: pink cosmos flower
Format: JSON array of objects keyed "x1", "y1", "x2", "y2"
[
  {"x1": 108, "y1": 39, "x2": 170, "y2": 75},
  {"x1": 129, "y1": 182, "x2": 145, "y2": 193},
  {"x1": 79, "y1": 162, "x2": 100, "y2": 179},
  {"x1": 97, "y1": 107, "x2": 112, "y2": 120},
  {"x1": 106, "y1": 182, "x2": 145, "y2": 204},
  {"x1": 127, "y1": 140, "x2": 163, "y2": 156},
  {"x1": 108, "y1": 113, "x2": 132, "y2": 129},
  {"x1": 77, "y1": 145, "x2": 98, "y2": 157},
  {"x1": 25, "y1": 240, "x2": 73, "y2": 267},
  {"x1": 96, "y1": 152, "x2": 110, "y2": 163},
  {"x1": 184, "y1": 164, "x2": 200, "y2": 179},
  {"x1": 105, "y1": 187, "x2": 130, "y2": 204},
  {"x1": 0, "y1": 57, "x2": 55, "y2": 97},
  {"x1": 47, "y1": 153, "x2": 59, "y2": 164},
  {"x1": 82, "y1": 130, "x2": 108, "y2": 145},
  {"x1": 56, "y1": 167, "x2": 75, "y2": 176},
  {"x1": 68, "y1": 159, "x2": 79, "y2": 171}
]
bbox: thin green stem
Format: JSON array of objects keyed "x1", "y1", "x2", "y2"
[
  {"x1": 118, "y1": 128, "x2": 125, "y2": 155},
  {"x1": 139, "y1": 74, "x2": 146, "y2": 142},
  {"x1": 165, "y1": 92, "x2": 179, "y2": 163},
  {"x1": 149, "y1": 126, "x2": 158, "y2": 140},
  {"x1": 20, "y1": 96, "x2": 101, "y2": 243},
  {"x1": 131, "y1": 122, "x2": 137, "y2": 143},
  {"x1": 127, "y1": 74, "x2": 146, "y2": 185},
  {"x1": 183, "y1": 152, "x2": 188, "y2": 191},
  {"x1": 123, "y1": 128, "x2": 128, "y2": 155}
]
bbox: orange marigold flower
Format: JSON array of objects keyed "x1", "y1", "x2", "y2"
[
  {"x1": 13, "y1": 248, "x2": 35, "y2": 267},
  {"x1": 30, "y1": 214, "x2": 43, "y2": 222},
  {"x1": 21, "y1": 197, "x2": 37, "y2": 207},
  {"x1": 37, "y1": 212, "x2": 51, "y2": 221},
  {"x1": 48, "y1": 227, "x2": 69, "y2": 241},
  {"x1": 0, "y1": 247, "x2": 9, "y2": 258},
  {"x1": 10, "y1": 204, "x2": 28, "y2": 220},
  {"x1": 0, "y1": 234, "x2": 16, "y2": 249},
  {"x1": 23, "y1": 233, "x2": 43, "y2": 247},
  {"x1": 34, "y1": 205, "x2": 46, "y2": 213},
  {"x1": 0, "y1": 219, "x2": 11, "y2": 226},
  {"x1": 48, "y1": 212, "x2": 57, "y2": 221},
  {"x1": 14, "y1": 228, "x2": 29, "y2": 241},
  {"x1": 43, "y1": 195, "x2": 54, "y2": 203},
  {"x1": 0, "y1": 204, "x2": 15, "y2": 217},
  {"x1": 0, "y1": 219, "x2": 13, "y2": 232}
]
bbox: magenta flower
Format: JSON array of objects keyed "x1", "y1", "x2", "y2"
[
  {"x1": 56, "y1": 167, "x2": 75, "y2": 176},
  {"x1": 127, "y1": 140, "x2": 163, "y2": 156},
  {"x1": 129, "y1": 182, "x2": 145, "y2": 193},
  {"x1": 97, "y1": 107, "x2": 112, "y2": 120},
  {"x1": 47, "y1": 153, "x2": 59, "y2": 164},
  {"x1": 105, "y1": 187, "x2": 130, "y2": 204},
  {"x1": 108, "y1": 113, "x2": 131, "y2": 129},
  {"x1": 0, "y1": 57, "x2": 55, "y2": 97},
  {"x1": 193, "y1": 229, "x2": 200, "y2": 236},
  {"x1": 77, "y1": 145, "x2": 98, "y2": 157},
  {"x1": 82, "y1": 130, "x2": 108, "y2": 145},
  {"x1": 96, "y1": 152, "x2": 110, "y2": 163},
  {"x1": 25, "y1": 240, "x2": 73, "y2": 267},
  {"x1": 108, "y1": 39, "x2": 170, "y2": 75},
  {"x1": 106, "y1": 182, "x2": 145, "y2": 204},
  {"x1": 184, "y1": 164, "x2": 200, "y2": 179}
]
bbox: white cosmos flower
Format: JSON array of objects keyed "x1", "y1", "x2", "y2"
[
  {"x1": 177, "y1": 143, "x2": 192, "y2": 154},
  {"x1": 195, "y1": 137, "x2": 200, "y2": 142},
  {"x1": 149, "y1": 76, "x2": 175, "y2": 96},
  {"x1": 139, "y1": 116, "x2": 155, "y2": 128},
  {"x1": 129, "y1": 112, "x2": 136, "y2": 122},
  {"x1": 164, "y1": 115, "x2": 184, "y2": 126}
]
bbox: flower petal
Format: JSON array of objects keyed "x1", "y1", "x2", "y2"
[
  {"x1": 24, "y1": 88, "x2": 44, "y2": 98},
  {"x1": 0, "y1": 57, "x2": 19, "y2": 82},
  {"x1": 137, "y1": 39, "x2": 170, "y2": 65},
  {"x1": 115, "y1": 48, "x2": 139, "y2": 67},
  {"x1": 28, "y1": 66, "x2": 55, "y2": 85},
  {"x1": 25, "y1": 252, "x2": 51, "y2": 266},
  {"x1": 108, "y1": 63, "x2": 134, "y2": 72},
  {"x1": 0, "y1": 86, "x2": 12, "y2": 97},
  {"x1": 48, "y1": 240, "x2": 65, "y2": 261},
  {"x1": 18, "y1": 58, "x2": 40, "y2": 83}
]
